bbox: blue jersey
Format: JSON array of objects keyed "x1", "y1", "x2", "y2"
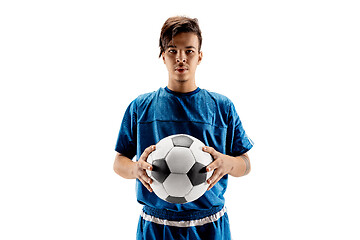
[{"x1": 115, "y1": 87, "x2": 253, "y2": 212}]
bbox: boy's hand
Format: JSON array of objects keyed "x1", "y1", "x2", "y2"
[
  {"x1": 202, "y1": 146, "x2": 235, "y2": 190},
  {"x1": 134, "y1": 145, "x2": 156, "y2": 192}
]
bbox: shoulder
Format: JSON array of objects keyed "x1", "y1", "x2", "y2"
[
  {"x1": 132, "y1": 88, "x2": 163, "y2": 107},
  {"x1": 200, "y1": 89, "x2": 233, "y2": 108}
]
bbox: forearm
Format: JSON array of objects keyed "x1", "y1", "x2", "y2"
[
  {"x1": 204, "y1": 146, "x2": 252, "y2": 189},
  {"x1": 113, "y1": 152, "x2": 136, "y2": 179},
  {"x1": 228, "y1": 153, "x2": 251, "y2": 177}
]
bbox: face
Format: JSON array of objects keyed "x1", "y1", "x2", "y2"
[{"x1": 162, "y1": 32, "x2": 203, "y2": 86}]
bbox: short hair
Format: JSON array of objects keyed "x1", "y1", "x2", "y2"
[{"x1": 159, "y1": 16, "x2": 202, "y2": 58}]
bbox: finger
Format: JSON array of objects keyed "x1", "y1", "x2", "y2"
[
  {"x1": 139, "y1": 169, "x2": 153, "y2": 184},
  {"x1": 138, "y1": 178, "x2": 153, "y2": 192},
  {"x1": 202, "y1": 146, "x2": 219, "y2": 159},
  {"x1": 139, "y1": 159, "x2": 153, "y2": 171},
  {"x1": 207, "y1": 170, "x2": 225, "y2": 190},
  {"x1": 207, "y1": 168, "x2": 222, "y2": 185},
  {"x1": 140, "y1": 145, "x2": 156, "y2": 161},
  {"x1": 139, "y1": 145, "x2": 156, "y2": 170},
  {"x1": 206, "y1": 158, "x2": 222, "y2": 172}
]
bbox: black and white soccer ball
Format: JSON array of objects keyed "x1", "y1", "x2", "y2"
[{"x1": 146, "y1": 134, "x2": 214, "y2": 204}]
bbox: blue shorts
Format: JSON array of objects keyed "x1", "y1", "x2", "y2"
[{"x1": 136, "y1": 205, "x2": 231, "y2": 240}]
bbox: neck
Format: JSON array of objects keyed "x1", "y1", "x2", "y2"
[{"x1": 167, "y1": 79, "x2": 197, "y2": 93}]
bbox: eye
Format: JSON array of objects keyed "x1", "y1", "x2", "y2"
[
  {"x1": 168, "y1": 49, "x2": 177, "y2": 54},
  {"x1": 186, "y1": 50, "x2": 194, "y2": 54}
]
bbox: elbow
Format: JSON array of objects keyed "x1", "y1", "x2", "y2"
[
  {"x1": 113, "y1": 160, "x2": 121, "y2": 176},
  {"x1": 113, "y1": 161, "x2": 118, "y2": 174},
  {"x1": 113, "y1": 152, "x2": 123, "y2": 176}
]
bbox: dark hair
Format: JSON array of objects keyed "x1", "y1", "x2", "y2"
[{"x1": 159, "y1": 16, "x2": 202, "y2": 58}]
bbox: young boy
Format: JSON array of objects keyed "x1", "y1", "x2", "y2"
[{"x1": 114, "y1": 16, "x2": 253, "y2": 240}]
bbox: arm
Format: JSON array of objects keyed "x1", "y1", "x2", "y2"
[
  {"x1": 202, "y1": 146, "x2": 251, "y2": 190},
  {"x1": 113, "y1": 145, "x2": 156, "y2": 192}
]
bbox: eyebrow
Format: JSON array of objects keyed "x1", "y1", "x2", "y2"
[{"x1": 168, "y1": 45, "x2": 197, "y2": 50}]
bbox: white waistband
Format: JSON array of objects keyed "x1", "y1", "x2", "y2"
[{"x1": 140, "y1": 207, "x2": 226, "y2": 228}]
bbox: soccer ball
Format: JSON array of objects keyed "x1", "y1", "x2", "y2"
[{"x1": 146, "y1": 134, "x2": 214, "y2": 204}]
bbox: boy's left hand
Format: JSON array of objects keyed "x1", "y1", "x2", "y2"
[{"x1": 202, "y1": 146, "x2": 235, "y2": 190}]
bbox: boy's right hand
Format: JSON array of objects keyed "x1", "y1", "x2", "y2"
[{"x1": 133, "y1": 145, "x2": 156, "y2": 192}]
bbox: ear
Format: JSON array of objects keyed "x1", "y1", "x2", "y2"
[
  {"x1": 197, "y1": 51, "x2": 203, "y2": 65},
  {"x1": 162, "y1": 52, "x2": 166, "y2": 64}
]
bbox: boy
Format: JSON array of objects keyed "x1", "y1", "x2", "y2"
[{"x1": 114, "y1": 16, "x2": 253, "y2": 240}]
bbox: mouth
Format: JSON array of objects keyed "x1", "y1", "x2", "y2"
[{"x1": 175, "y1": 67, "x2": 188, "y2": 73}]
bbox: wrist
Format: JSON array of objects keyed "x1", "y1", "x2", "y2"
[
  {"x1": 227, "y1": 155, "x2": 238, "y2": 176},
  {"x1": 129, "y1": 160, "x2": 138, "y2": 179},
  {"x1": 227, "y1": 154, "x2": 250, "y2": 177}
]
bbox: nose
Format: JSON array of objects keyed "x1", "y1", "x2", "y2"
[
  {"x1": 176, "y1": 51, "x2": 186, "y2": 63},
  {"x1": 176, "y1": 58, "x2": 186, "y2": 63}
]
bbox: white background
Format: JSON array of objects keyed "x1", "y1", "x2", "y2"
[{"x1": 1, "y1": 0, "x2": 359, "y2": 239}]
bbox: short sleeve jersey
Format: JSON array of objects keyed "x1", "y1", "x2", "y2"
[{"x1": 115, "y1": 87, "x2": 253, "y2": 212}]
